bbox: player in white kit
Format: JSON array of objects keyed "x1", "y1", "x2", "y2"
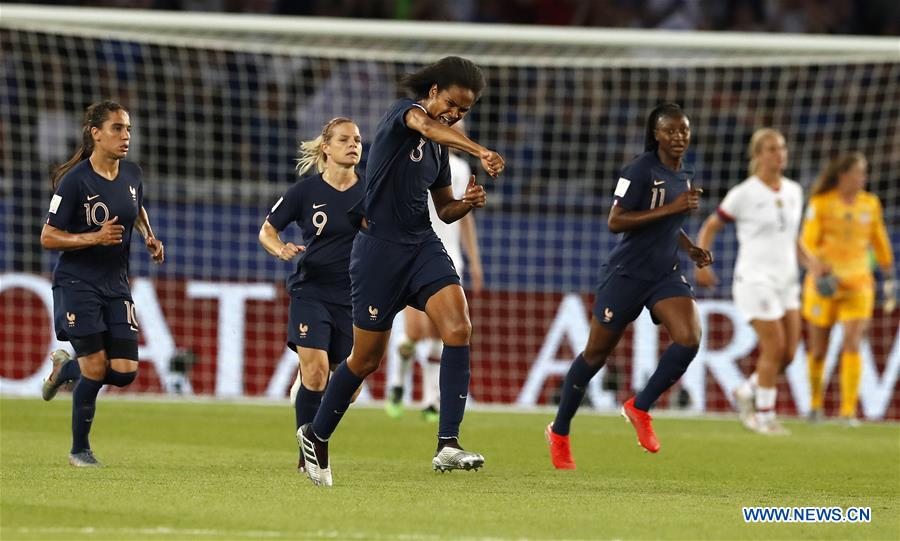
[
  {"x1": 696, "y1": 128, "x2": 824, "y2": 434},
  {"x1": 385, "y1": 122, "x2": 484, "y2": 421}
]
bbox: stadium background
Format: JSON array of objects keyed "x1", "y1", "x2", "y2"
[{"x1": 1, "y1": 1, "x2": 898, "y2": 420}]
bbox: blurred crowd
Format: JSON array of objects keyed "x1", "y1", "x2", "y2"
[{"x1": 11, "y1": 0, "x2": 900, "y2": 36}]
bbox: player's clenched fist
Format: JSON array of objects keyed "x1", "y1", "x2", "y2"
[
  {"x1": 146, "y1": 236, "x2": 165, "y2": 263},
  {"x1": 673, "y1": 188, "x2": 703, "y2": 213},
  {"x1": 278, "y1": 242, "x2": 304, "y2": 261},
  {"x1": 479, "y1": 149, "x2": 504, "y2": 178},
  {"x1": 93, "y1": 216, "x2": 125, "y2": 245}
]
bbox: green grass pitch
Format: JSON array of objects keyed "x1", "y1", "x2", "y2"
[{"x1": 1, "y1": 397, "x2": 898, "y2": 540}]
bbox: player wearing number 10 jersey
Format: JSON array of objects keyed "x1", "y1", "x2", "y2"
[{"x1": 40, "y1": 100, "x2": 165, "y2": 468}]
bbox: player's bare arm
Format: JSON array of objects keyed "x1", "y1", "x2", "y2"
[
  {"x1": 678, "y1": 229, "x2": 713, "y2": 268},
  {"x1": 695, "y1": 213, "x2": 725, "y2": 286},
  {"x1": 137, "y1": 206, "x2": 165, "y2": 263},
  {"x1": 432, "y1": 175, "x2": 486, "y2": 224},
  {"x1": 258, "y1": 220, "x2": 304, "y2": 261},
  {"x1": 405, "y1": 108, "x2": 504, "y2": 178},
  {"x1": 607, "y1": 187, "x2": 702, "y2": 234},
  {"x1": 40, "y1": 218, "x2": 124, "y2": 250}
]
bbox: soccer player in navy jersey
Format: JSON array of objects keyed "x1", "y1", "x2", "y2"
[
  {"x1": 258, "y1": 117, "x2": 364, "y2": 473},
  {"x1": 299, "y1": 56, "x2": 504, "y2": 486},
  {"x1": 39, "y1": 100, "x2": 164, "y2": 467},
  {"x1": 546, "y1": 103, "x2": 712, "y2": 467}
]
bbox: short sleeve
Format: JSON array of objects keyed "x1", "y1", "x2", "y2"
[
  {"x1": 267, "y1": 182, "x2": 304, "y2": 231},
  {"x1": 717, "y1": 183, "x2": 743, "y2": 222},
  {"x1": 612, "y1": 161, "x2": 647, "y2": 211},
  {"x1": 46, "y1": 174, "x2": 81, "y2": 229},
  {"x1": 430, "y1": 145, "x2": 451, "y2": 190},
  {"x1": 391, "y1": 98, "x2": 426, "y2": 133}
]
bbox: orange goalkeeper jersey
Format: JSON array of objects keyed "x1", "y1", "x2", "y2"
[{"x1": 800, "y1": 190, "x2": 893, "y2": 291}]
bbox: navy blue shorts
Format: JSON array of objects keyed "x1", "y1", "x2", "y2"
[
  {"x1": 53, "y1": 285, "x2": 139, "y2": 342},
  {"x1": 350, "y1": 232, "x2": 460, "y2": 332},
  {"x1": 287, "y1": 296, "x2": 353, "y2": 365},
  {"x1": 591, "y1": 268, "x2": 694, "y2": 331}
]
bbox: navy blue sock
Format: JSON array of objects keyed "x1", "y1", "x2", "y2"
[
  {"x1": 634, "y1": 343, "x2": 699, "y2": 411},
  {"x1": 71, "y1": 376, "x2": 103, "y2": 454},
  {"x1": 552, "y1": 353, "x2": 602, "y2": 436},
  {"x1": 295, "y1": 384, "x2": 324, "y2": 430},
  {"x1": 438, "y1": 345, "x2": 470, "y2": 439},
  {"x1": 311, "y1": 361, "x2": 362, "y2": 441},
  {"x1": 57, "y1": 359, "x2": 82, "y2": 383},
  {"x1": 103, "y1": 369, "x2": 136, "y2": 388}
]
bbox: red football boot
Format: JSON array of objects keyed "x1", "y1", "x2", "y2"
[
  {"x1": 621, "y1": 397, "x2": 660, "y2": 453},
  {"x1": 545, "y1": 423, "x2": 576, "y2": 470}
]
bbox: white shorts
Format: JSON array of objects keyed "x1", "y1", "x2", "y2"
[
  {"x1": 732, "y1": 277, "x2": 800, "y2": 322},
  {"x1": 447, "y1": 246, "x2": 464, "y2": 281}
]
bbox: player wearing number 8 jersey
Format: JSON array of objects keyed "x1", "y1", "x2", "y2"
[
  {"x1": 40, "y1": 100, "x2": 165, "y2": 467},
  {"x1": 546, "y1": 103, "x2": 712, "y2": 466},
  {"x1": 258, "y1": 117, "x2": 364, "y2": 472}
]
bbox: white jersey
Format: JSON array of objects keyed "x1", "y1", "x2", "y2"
[
  {"x1": 429, "y1": 153, "x2": 470, "y2": 274},
  {"x1": 717, "y1": 175, "x2": 804, "y2": 288}
]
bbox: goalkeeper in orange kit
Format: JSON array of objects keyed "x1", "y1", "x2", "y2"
[{"x1": 801, "y1": 152, "x2": 895, "y2": 425}]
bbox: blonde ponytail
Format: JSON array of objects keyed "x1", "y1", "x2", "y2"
[
  {"x1": 295, "y1": 116, "x2": 353, "y2": 176},
  {"x1": 296, "y1": 134, "x2": 326, "y2": 175}
]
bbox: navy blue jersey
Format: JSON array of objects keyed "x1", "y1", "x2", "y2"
[
  {"x1": 46, "y1": 159, "x2": 143, "y2": 296},
  {"x1": 361, "y1": 98, "x2": 451, "y2": 244},
  {"x1": 266, "y1": 172, "x2": 364, "y2": 305},
  {"x1": 606, "y1": 151, "x2": 694, "y2": 281}
]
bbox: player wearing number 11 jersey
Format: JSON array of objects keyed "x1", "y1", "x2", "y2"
[{"x1": 546, "y1": 103, "x2": 713, "y2": 466}]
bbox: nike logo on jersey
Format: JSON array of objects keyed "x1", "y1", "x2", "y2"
[
  {"x1": 312, "y1": 203, "x2": 327, "y2": 209},
  {"x1": 653, "y1": 179, "x2": 665, "y2": 186},
  {"x1": 87, "y1": 194, "x2": 101, "y2": 201}
]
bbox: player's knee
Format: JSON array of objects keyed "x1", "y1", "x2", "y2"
[
  {"x1": 763, "y1": 341, "x2": 786, "y2": 364},
  {"x1": 351, "y1": 353, "x2": 383, "y2": 377},
  {"x1": 302, "y1": 365, "x2": 329, "y2": 391},
  {"x1": 441, "y1": 317, "x2": 472, "y2": 346},
  {"x1": 79, "y1": 354, "x2": 108, "y2": 380},
  {"x1": 582, "y1": 344, "x2": 611, "y2": 368},
  {"x1": 671, "y1": 327, "x2": 701, "y2": 350}
]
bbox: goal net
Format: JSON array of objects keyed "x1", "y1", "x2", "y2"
[{"x1": 2, "y1": 5, "x2": 898, "y2": 419}]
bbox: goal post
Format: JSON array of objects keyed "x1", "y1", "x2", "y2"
[{"x1": 1, "y1": 5, "x2": 897, "y2": 419}]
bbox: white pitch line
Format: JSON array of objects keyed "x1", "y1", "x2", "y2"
[{"x1": 10, "y1": 526, "x2": 608, "y2": 541}]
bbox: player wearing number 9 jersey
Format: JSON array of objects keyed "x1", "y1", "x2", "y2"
[
  {"x1": 546, "y1": 103, "x2": 713, "y2": 466},
  {"x1": 40, "y1": 100, "x2": 165, "y2": 468},
  {"x1": 259, "y1": 118, "x2": 365, "y2": 473}
]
